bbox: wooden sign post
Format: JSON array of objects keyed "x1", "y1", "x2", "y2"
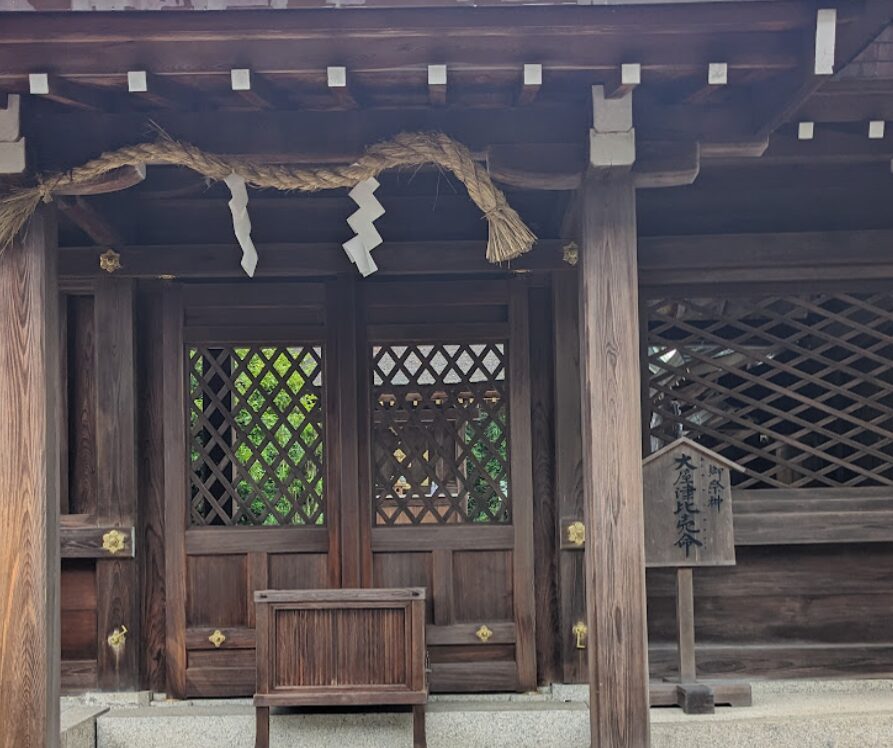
[{"x1": 643, "y1": 437, "x2": 752, "y2": 714}]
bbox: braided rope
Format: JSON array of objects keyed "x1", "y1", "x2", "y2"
[{"x1": 0, "y1": 131, "x2": 536, "y2": 265}]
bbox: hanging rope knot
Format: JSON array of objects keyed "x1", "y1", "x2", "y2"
[{"x1": 36, "y1": 175, "x2": 59, "y2": 204}]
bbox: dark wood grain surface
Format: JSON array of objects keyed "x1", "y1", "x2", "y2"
[
  {"x1": 579, "y1": 172, "x2": 650, "y2": 746},
  {"x1": 0, "y1": 207, "x2": 60, "y2": 748}
]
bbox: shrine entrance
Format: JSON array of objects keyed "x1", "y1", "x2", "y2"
[{"x1": 163, "y1": 276, "x2": 536, "y2": 698}]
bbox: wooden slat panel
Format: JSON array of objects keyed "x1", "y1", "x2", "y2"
[
  {"x1": 735, "y1": 510, "x2": 893, "y2": 545},
  {"x1": 649, "y1": 642, "x2": 893, "y2": 680},
  {"x1": 0, "y1": 206, "x2": 60, "y2": 746}
]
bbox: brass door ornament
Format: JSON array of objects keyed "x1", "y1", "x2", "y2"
[
  {"x1": 102, "y1": 529, "x2": 127, "y2": 555},
  {"x1": 209, "y1": 629, "x2": 226, "y2": 648},
  {"x1": 107, "y1": 626, "x2": 128, "y2": 649},
  {"x1": 572, "y1": 621, "x2": 588, "y2": 649},
  {"x1": 566, "y1": 521, "x2": 585, "y2": 546},
  {"x1": 475, "y1": 624, "x2": 493, "y2": 643}
]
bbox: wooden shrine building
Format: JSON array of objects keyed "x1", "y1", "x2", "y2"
[{"x1": 1, "y1": 1, "x2": 893, "y2": 746}]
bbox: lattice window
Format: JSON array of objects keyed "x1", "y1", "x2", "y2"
[
  {"x1": 646, "y1": 293, "x2": 893, "y2": 489},
  {"x1": 372, "y1": 343, "x2": 510, "y2": 525},
  {"x1": 188, "y1": 345, "x2": 325, "y2": 526}
]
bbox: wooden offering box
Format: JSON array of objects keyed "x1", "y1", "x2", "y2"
[{"x1": 253, "y1": 588, "x2": 428, "y2": 748}]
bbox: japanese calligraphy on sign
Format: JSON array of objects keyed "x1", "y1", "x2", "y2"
[{"x1": 643, "y1": 438, "x2": 741, "y2": 568}]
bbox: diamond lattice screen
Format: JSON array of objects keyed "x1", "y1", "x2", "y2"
[
  {"x1": 646, "y1": 293, "x2": 893, "y2": 488},
  {"x1": 188, "y1": 345, "x2": 325, "y2": 526},
  {"x1": 372, "y1": 343, "x2": 510, "y2": 525}
]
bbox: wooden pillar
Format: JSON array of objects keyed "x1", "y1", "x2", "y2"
[
  {"x1": 579, "y1": 171, "x2": 650, "y2": 746},
  {"x1": 95, "y1": 276, "x2": 140, "y2": 690},
  {"x1": 0, "y1": 207, "x2": 61, "y2": 748}
]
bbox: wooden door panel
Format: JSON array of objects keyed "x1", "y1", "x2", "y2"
[
  {"x1": 452, "y1": 550, "x2": 513, "y2": 622},
  {"x1": 187, "y1": 554, "x2": 248, "y2": 627},
  {"x1": 268, "y1": 553, "x2": 330, "y2": 590}
]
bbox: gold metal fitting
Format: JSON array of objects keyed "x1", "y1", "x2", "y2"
[
  {"x1": 99, "y1": 248, "x2": 122, "y2": 274},
  {"x1": 102, "y1": 529, "x2": 127, "y2": 555},
  {"x1": 208, "y1": 629, "x2": 226, "y2": 648},
  {"x1": 566, "y1": 521, "x2": 585, "y2": 547},
  {"x1": 107, "y1": 626, "x2": 128, "y2": 649},
  {"x1": 572, "y1": 621, "x2": 588, "y2": 649},
  {"x1": 475, "y1": 624, "x2": 494, "y2": 643}
]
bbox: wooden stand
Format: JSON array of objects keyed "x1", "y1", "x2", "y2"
[
  {"x1": 652, "y1": 567, "x2": 751, "y2": 714},
  {"x1": 253, "y1": 588, "x2": 428, "y2": 748}
]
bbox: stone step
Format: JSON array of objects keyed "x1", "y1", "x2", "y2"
[{"x1": 90, "y1": 681, "x2": 893, "y2": 748}]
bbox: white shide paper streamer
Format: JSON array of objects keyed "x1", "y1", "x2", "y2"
[
  {"x1": 224, "y1": 172, "x2": 258, "y2": 277},
  {"x1": 342, "y1": 177, "x2": 385, "y2": 277}
]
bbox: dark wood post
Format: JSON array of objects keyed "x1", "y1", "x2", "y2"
[
  {"x1": 579, "y1": 171, "x2": 650, "y2": 746},
  {"x1": 0, "y1": 206, "x2": 61, "y2": 748},
  {"x1": 95, "y1": 276, "x2": 140, "y2": 690}
]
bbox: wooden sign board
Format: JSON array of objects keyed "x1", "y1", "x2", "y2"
[{"x1": 643, "y1": 438, "x2": 741, "y2": 568}]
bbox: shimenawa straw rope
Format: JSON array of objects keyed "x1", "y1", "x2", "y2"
[{"x1": 0, "y1": 131, "x2": 536, "y2": 265}]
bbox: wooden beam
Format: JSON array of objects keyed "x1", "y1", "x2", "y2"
[
  {"x1": 57, "y1": 196, "x2": 125, "y2": 248},
  {"x1": 633, "y1": 140, "x2": 700, "y2": 188},
  {"x1": 579, "y1": 171, "x2": 650, "y2": 746},
  {"x1": 638, "y1": 229, "x2": 893, "y2": 289},
  {"x1": 606, "y1": 63, "x2": 641, "y2": 100},
  {"x1": 53, "y1": 164, "x2": 146, "y2": 197},
  {"x1": 685, "y1": 62, "x2": 728, "y2": 104},
  {"x1": 28, "y1": 72, "x2": 109, "y2": 111},
  {"x1": 58, "y1": 239, "x2": 567, "y2": 279},
  {"x1": 427, "y1": 64, "x2": 447, "y2": 107},
  {"x1": 752, "y1": 0, "x2": 892, "y2": 139},
  {"x1": 518, "y1": 64, "x2": 542, "y2": 106},
  {"x1": 0, "y1": 205, "x2": 60, "y2": 748},
  {"x1": 60, "y1": 522, "x2": 136, "y2": 559}
]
